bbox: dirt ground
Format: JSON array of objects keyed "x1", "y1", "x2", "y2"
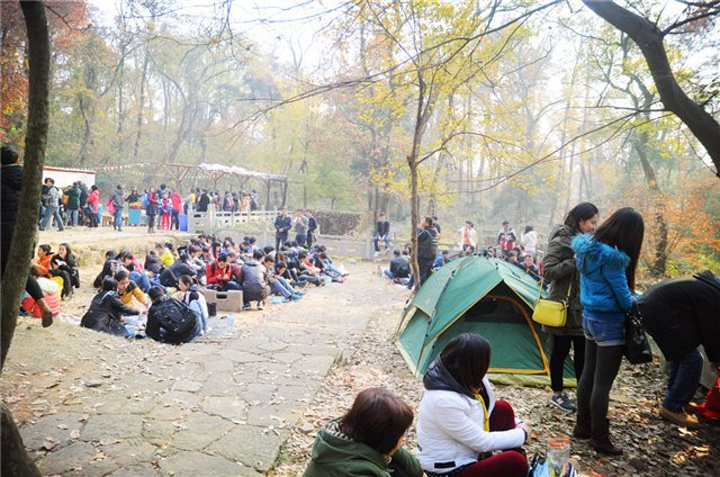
[{"x1": 3, "y1": 227, "x2": 719, "y2": 476}]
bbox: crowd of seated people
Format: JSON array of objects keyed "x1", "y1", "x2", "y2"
[{"x1": 79, "y1": 233, "x2": 347, "y2": 341}]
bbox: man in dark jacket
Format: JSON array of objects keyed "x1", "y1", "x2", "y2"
[
  {"x1": 146, "y1": 287, "x2": 202, "y2": 344},
  {"x1": 416, "y1": 217, "x2": 438, "y2": 286},
  {"x1": 305, "y1": 210, "x2": 318, "y2": 248},
  {"x1": 110, "y1": 184, "x2": 125, "y2": 231},
  {"x1": 638, "y1": 270, "x2": 720, "y2": 429},
  {"x1": 81, "y1": 278, "x2": 136, "y2": 336},
  {"x1": 386, "y1": 250, "x2": 410, "y2": 280},
  {"x1": 240, "y1": 250, "x2": 270, "y2": 310},
  {"x1": 274, "y1": 208, "x2": 292, "y2": 251},
  {"x1": 374, "y1": 213, "x2": 391, "y2": 256}
]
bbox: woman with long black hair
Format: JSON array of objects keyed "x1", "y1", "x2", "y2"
[
  {"x1": 571, "y1": 207, "x2": 644, "y2": 455},
  {"x1": 417, "y1": 333, "x2": 530, "y2": 477},
  {"x1": 543, "y1": 203, "x2": 599, "y2": 412}
]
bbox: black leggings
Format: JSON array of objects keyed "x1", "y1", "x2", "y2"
[
  {"x1": 576, "y1": 339, "x2": 624, "y2": 426},
  {"x1": 550, "y1": 335, "x2": 586, "y2": 392},
  {"x1": 51, "y1": 269, "x2": 73, "y2": 297}
]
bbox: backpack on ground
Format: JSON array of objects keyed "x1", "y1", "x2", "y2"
[{"x1": 153, "y1": 298, "x2": 198, "y2": 342}]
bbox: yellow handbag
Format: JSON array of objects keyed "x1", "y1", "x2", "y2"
[{"x1": 532, "y1": 279, "x2": 571, "y2": 327}]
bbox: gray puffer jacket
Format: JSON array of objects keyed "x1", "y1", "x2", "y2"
[
  {"x1": 240, "y1": 260, "x2": 269, "y2": 300},
  {"x1": 541, "y1": 224, "x2": 583, "y2": 336},
  {"x1": 110, "y1": 187, "x2": 125, "y2": 208}
]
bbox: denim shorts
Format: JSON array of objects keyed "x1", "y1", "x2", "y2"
[{"x1": 582, "y1": 315, "x2": 625, "y2": 347}]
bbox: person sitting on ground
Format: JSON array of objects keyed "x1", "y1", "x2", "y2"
[
  {"x1": 93, "y1": 250, "x2": 128, "y2": 289},
  {"x1": 34, "y1": 244, "x2": 55, "y2": 277},
  {"x1": 225, "y1": 251, "x2": 244, "y2": 282},
  {"x1": 119, "y1": 251, "x2": 151, "y2": 292},
  {"x1": 115, "y1": 270, "x2": 150, "y2": 313},
  {"x1": 506, "y1": 250, "x2": 519, "y2": 266},
  {"x1": 30, "y1": 264, "x2": 60, "y2": 296},
  {"x1": 304, "y1": 387, "x2": 423, "y2": 477},
  {"x1": 50, "y1": 242, "x2": 79, "y2": 300},
  {"x1": 81, "y1": 277, "x2": 138, "y2": 337},
  {"x1": 144, "y1": 249, "x2": 164, "y2": 276},
  {"x1": 240, "y1": 250, "x2": 271, "y2": 310},
  {"x1": 520, "y1": 254, "x2": 540, "y2": 281},
  {"x1": 156, "y1": 242, "x2": 175, "y2": 268},
  {"x1": 205, "y1": 253, "x2": 241, "y2": 291},
  {"x1": 384, "y1": 250, "x2": 411, "y2": 282},
  {"x1": 417, "y1": 333, "x2": 530, "y2": 477},
  {"x1": 187, "y1": 245, "x2": 207, "y2": 279},
  {"x1": 434, "y1": 250, "x2": 451, "y2": 269},
  {"x1": 174, "y1": 275, "x2": 209, "y2": 334},
  {"x1": 263, "y1": 256, "x2": 303, "y2": 302},
  {"x1": 297, "y1": 250, "x2": 325, "y2": 286},
  {"x1": 161, "y1": 252, "x2": 198, "y2": 288},
  {"x1": 146, "y1": 286, "x2": 202, "y2": 344},
  {"x1": 638, "y1": 270, "x2": 720, "y2": 429}
]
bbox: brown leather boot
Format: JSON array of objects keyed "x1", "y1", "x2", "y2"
[
  {"x1": 589, "y1": 419, "x2": 623, "y2": 456},
  {"x1": 573, "y1": 413, "x2": 591, "y2": 439}
]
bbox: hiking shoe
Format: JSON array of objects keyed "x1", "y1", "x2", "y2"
[
  {"x1": 659, "y1": 405, "x2": 700, "y2": 428},
  {"x1": 551, "y1": 392, "x2": 577, "y2": 412},
  {"x1": 242, "y1": 304, "x2": 252, "y2": 311},
  {"x1": 257, "y1": 301, "x2": 265, "y2": 310}
]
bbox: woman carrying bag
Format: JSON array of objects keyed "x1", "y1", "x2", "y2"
[
  {"x1": 542, "y1": 203, "x2": 598, "y2": 412},
  {"x1": 571, "y1": 207, "x2": 644, "y2": 456}
]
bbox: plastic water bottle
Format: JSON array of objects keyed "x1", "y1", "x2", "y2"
[{"x1": 547, "y1": 437, "x2": 570, "y2": 477}]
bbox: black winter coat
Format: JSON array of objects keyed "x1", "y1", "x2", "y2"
[
  {"x1": 638, "y1": 271, "x2": 720, "y2": 362},
  {"x1": 80, "y1": 291, "x2": 135, "y2": 336},
  {"x1": 417, "y1": 226, "x2": 438, "y2": 260}
]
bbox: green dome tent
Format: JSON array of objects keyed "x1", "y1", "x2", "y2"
[{"x1": 395, "y1": 255, "x2": 576, "y2": 386}]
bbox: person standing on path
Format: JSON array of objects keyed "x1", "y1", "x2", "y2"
[
  {"x1": 171, "y1": 189, "x2": 182, "y2": 230},
  {"x1": 110, "y1": 184, "x2": 125, "y2": 231},
  {"x1": 497, "y1": 221, "x2": 516, "y2": 258},
  {"x1": 63, "y1": 182, "x2": 81, "y2": 227},
  {"x1": 542, "y1": 202, "x2": 599, "y2": 413},
  {"x1": 521, "y1": 225, "x2": 538, "y2": 257},
  {"x1": 305, "y1": 209, "x2": 318, "y2": 248},
  {"x1": 374, "y1": 213, "x2": 391, "y2": 257},
  {"x1": 458, "y1": 220, "x2": 477, "y2": 255},
  {"x1": 417, "y1": 216, "x2": 439, "y2": 286},
  {"x1": 86, "y1": 185, "x2": 100, "y2": 228},
  {"x1": 638, "y1": 271, "x2": 720, "y2": 429},
  {"x1": 40, "y1": 178, "x2": 64, "y2": 231},
  {"x1": 145, "y1": 187, "x2": 159, "y2": 234},
  {"x1": 571, "y1": 207, "x2": 644, "y2": 456},
  {"x1": 293, "y1": 209, "x2": 309, "y2": 247},
  {"x1": 274, "y1": 207, "x2": 292, "y2": 251}
]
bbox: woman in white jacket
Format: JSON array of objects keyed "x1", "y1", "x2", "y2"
[
  {"x1": 458, "y1": 221, "x2": 478, "y2": 255},
  {"x1": 417, "y1": 333, "x2": 530, "y2": 477}
]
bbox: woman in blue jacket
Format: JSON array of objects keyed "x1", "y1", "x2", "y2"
[{"x1": 571, "y1": 208, "x2": 644, "y2": 456}]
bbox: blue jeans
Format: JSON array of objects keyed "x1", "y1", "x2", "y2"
[
  {"x1": 41, "y1": 206, "x2": 64, "y2": 231},
  {"x1": 582, "y1": 315, "x2": 625, "y2": 347},
  {"x1": 65, "y1": 209, "x2": 79, "y2": 226},
  {"x1": 384, "y1": 270, "x2": 394, "y2": 279},
  {"x1": 663, "y1": 348, "x2": 703, "y2": 413},
  {"x1": 272, "y1": 277, "x2": 295, "y2": 298},
  {"x1": 374, "y1": 235, "x2": 390, "y2": 252},
  {"x1": 114, "y1": 208, "x2": 124, "y2": 230}
]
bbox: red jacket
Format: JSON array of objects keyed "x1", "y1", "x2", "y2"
[
  {"x1": 171, "y1": 192, "x2": 182, "y2": 211},
  {"x1": 87, "y1": 189, "x2": 100, "y2": 213},
  {"x1": 206, "y1": 261, "x2": 232, "y2": 286}
]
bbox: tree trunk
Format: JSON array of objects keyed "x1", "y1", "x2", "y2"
[
  {"x1": 583, "y1": 0, "x2": 720, "y2": 177},
  {"x1": 634, "y1": 131, "x2": 668, "y2": 276},
  {"x1": 132, "y1": 52, "x2": 150, "y2": 163},
  {"x1": 77, "y1": 95, "x2": 91, "y2": 167},
  {"x1": 1, "y1": 2, "x2": 50, "y2": 474}
]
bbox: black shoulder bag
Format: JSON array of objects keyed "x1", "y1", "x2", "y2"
[{"x1": 624, "y1": 303, "x2": 652, "y2": 364}]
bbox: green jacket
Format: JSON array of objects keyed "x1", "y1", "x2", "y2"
[
  {"x1": 541, "y1": 224, "x2": 583, "y2": 336},
  {"x1": 64, "y1": 186, "x2": 81, "y2": 210},
  {"x1": 303, "y1": 420, "x2": 423, "y2": 477}
]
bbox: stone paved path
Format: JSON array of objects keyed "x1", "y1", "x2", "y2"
[{"x1": 5, "y1": 262, "x2": 396, "y2": 476}]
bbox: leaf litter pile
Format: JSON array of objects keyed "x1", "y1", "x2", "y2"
[{"x1": 269, "y1": 284, "x2": 720, "y2": 477}]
